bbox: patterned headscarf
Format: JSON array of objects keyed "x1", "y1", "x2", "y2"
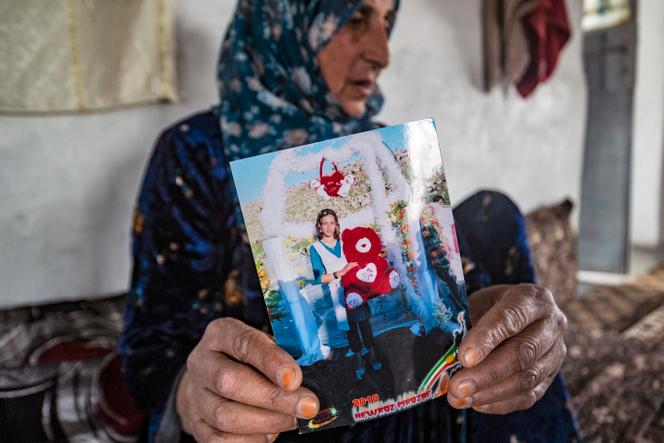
[{"x1": 216, "y1": 0, "x2": 400, "y2": 161}]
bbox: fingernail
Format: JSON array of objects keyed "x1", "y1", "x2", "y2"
[
  {"x1": 266, "y1": 433, "x2": 279, "y2": 443},
  {"x1": 452, "y1": 397, "x2": 472, "y2": 409},
  {"x1": 457, "y1": 380, "x2": 476, "y2": 397},
  {"x1": 463, "y1": 347, "x2": 480, "y2": 367},
  {"x1": 296, "y1": 396, "x2": 318, "y2": 419},
  {"x1": 277, "y1": 366, "x2": 296, "y2": 389}
]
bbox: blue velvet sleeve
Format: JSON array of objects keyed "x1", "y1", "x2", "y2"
[
  {"x1": 309, "y1": 245, "x2": 326, "y2": 285},
  {"x1": 119, "y1": 117, "x2": 580, "y2": 442},
  {"x1": 120, "y1": 112, "x2": 242, "y2": 440}
]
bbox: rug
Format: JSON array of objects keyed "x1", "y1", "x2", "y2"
[{"x1": 562, "y1": 264, "x2": 664, "y2": 443}]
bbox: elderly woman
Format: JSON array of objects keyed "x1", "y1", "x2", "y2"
[{"x1": 121, "y1": 0, "x2": 580, "y2": 442}]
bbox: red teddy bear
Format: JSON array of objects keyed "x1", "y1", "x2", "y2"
[{"x1": 340, "y1": 226, "x2": 400, "y2": 310}]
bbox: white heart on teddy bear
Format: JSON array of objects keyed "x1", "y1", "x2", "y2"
[
  {"x1": 345, "y1": 292, "x2": 364, "y2": 309},
  {"x1": 355, "y1": 237, "x2": 372, "y2": 254},
  {"x1": 356, "y1": 263, "x2": 377, "y2": 283}
]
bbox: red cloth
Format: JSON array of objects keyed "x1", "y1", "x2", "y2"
[
  {"x1": 516, "y1": 0, "x2": 571, "y2": 97},
  {"x1": 99, "y1": 356, "x2": 146, "y2": 437}
]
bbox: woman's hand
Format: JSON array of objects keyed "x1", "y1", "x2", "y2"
[
  {"x1": 339, "y1": 262, "x2": 358, "y2": 277},
  {"x1": 176, "y1": 318, "x2": 319, "y2": 442},
  {"x1": 447, "y1": 284, "x2": 567, "y2": 414}
]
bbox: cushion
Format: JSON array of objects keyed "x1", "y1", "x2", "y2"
[{"x1": 525, "y1": 199, "x2": 577, "y2": 307}]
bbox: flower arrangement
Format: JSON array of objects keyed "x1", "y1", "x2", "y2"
[
  {"x1": 419, "y1": 205, "x2": 454, "y2": 277},
  {"x1": 265, "y1": 288, "x2": 287, "y2": 321},
  {"x1": 388, "y1": 200, "x2": 418, "y2": 291}
]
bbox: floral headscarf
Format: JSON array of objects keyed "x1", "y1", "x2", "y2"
[{"x1": 216, "y1": 0, "x2": 400, "y2": 161}]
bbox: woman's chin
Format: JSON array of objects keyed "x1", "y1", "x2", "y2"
[{"x1": 340, "y1": 100, "x2": 368, "y2": 118}]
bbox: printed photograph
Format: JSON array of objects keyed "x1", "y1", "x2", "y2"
[{"x1": 230, "y1": 119, "x2": 469, "y2": 432}]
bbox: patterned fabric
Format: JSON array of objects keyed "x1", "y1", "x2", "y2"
[
  {"x1": 0, "y1": 297, "x2": 144, "y2": 442},
  {"x1": 215, "y1": 0, "x2": 399, "y2": 161},
  {"x1": 121, "y1": 111, "x2": 581, "y2": 442},
  {"x1": 582, "y1": 0, "x2": 632, "y2": 32}
]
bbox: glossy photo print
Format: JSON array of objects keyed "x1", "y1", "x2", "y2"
[{"x1": 230, "y1": 119, "x2": 469, "y2": 433}]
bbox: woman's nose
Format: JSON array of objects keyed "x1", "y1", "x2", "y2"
[{"x1": 363, "y1": 22, "x2": 390, "y2": 69}]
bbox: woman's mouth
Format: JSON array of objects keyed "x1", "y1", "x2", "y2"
[{"x1": 349, "y1": 79, "x2": 374, "y2": 97}]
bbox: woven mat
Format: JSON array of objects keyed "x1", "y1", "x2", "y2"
[
  {"x1": 562, "y1": 264, "x2": 664, "y2": 335},
  {"x1": 562, "y1": 264, "x2": 664, "y2": 442}
]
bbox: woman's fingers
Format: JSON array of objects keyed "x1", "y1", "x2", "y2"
[
  {"x1": 197, "y1": 387, "x2": 297, "y2": 434},
  {"x1": 179, "y1": 319, "x2": 317, "y2": 440},
  {"x1": 191, "y1": 418, "x2": 275, "y2": 443},
  {"x1": 470, "y1": 339, "x2": 565, "y2": 407},
  {"x1": 188, "y1": 349, "x2": 318, "y2": 419},
  {"x1": 448, "y1": 338, "x2": 565, "y2": 410},
  {"x1": 472, "y1": 372, "x2": 557, "y2": 415},
  {"x1": 449, "y1": 315, "x2": 563, "y2": 400},
  {"x1": 202, "y1": 318, "x2": 302, "y2": 390},
  {"x1": 447, "y1": 283, "x2": 569, "y2": 415},
  {"x1": 458, "y1": 284, "x2": 562, "y2": 368}
]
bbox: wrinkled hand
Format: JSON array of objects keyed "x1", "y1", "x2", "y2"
[
  {"x1": 448, "y1": 284, "x2": 567, "y2": 414},
  {"x1": 176, "y1": 318, "x2": 320, "y2": 442},
  {"x1": 340, "y1": 262, "x2": 359, "y2": 276}
]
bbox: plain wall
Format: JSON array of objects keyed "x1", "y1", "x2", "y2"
[
  {"x1": 631, "y1": 0, "x2": 664, "y2": 248},
  {"x1": 0, "y1": 0, "x2": 236, "y2": 308},
  {"x1": 380, "y1": 0, "x2": 586, "y2": 214},
  {"x1": 0, "y1": 0, "x2": 588, "y2": 308}
]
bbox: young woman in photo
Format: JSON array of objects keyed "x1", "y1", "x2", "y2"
[{"x1": 309, "y1": 209, "x2": 382, "y2": 379}]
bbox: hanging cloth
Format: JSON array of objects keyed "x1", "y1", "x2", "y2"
[
  {"x1": 516, "y1": 0, "x2": 572, "y2": 97},
  {"x1": 482, "y1": 0, "x2": 571, "y2": 98},
  {"x1": 483, "y1": 0, "x2": 537, "y2": 93},
  {"x1": 0, "y1": 0, "x2": 176, "y2": 112}
]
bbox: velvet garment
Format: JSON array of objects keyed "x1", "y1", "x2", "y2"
[{"x1": 120, "y1": 110, "x2": 580, "y2": 442}]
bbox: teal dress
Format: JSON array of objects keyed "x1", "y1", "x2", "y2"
[{"x1": 309, "y1": 240, "x2": 343, "y2": 285}]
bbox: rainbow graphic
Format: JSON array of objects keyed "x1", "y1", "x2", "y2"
[
  {"x1": 307, "y1": 407, "x2": 338, "y2": 429},
  {"x1": 417, "y1": 312, "x2": 467, "y2": 394}
]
